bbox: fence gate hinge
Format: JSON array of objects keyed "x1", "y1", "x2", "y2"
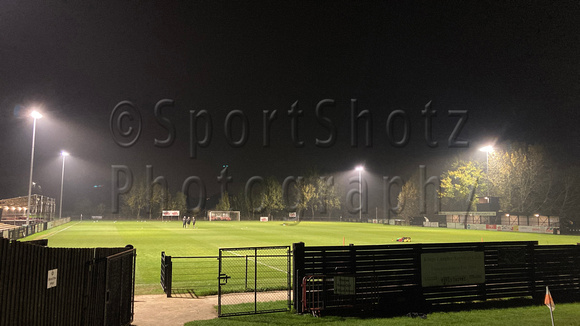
[{"x1": 219, "y1": 273, "x2": 231, "y2": 285}]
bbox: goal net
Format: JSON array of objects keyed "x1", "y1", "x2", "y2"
[{"x1": 207, "y1": 211, "x2": 241, "y2": 221}]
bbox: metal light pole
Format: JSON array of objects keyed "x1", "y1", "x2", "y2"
[
  {"x1": 26, "y1": 111, "x2": 43, "y2": 226},
  {"x1": 479, "y1": 145, "x2": 493, "y2": 196},
  {"x1": 356, "y1": 166, "x2": 364, "y2": 220},
  {"x1": 59, "y1": 151, "x2": 70, "y2": 219}
]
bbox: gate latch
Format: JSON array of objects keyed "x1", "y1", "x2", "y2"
[{"x1": 219, "y1": 273, "x2": 231, "y2": 285}]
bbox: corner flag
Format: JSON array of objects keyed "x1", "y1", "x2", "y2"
[
  {"x1": 544, "y1": 286, "x2": 555, "y2": 311},
  {"x1": 545, "y1": 286, "x2": 555, "y2": 326}
]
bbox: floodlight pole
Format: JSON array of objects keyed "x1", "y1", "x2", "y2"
[
  {"x1": 26, "y1": 111, "x2": 42, "y2": 226},
  {"x1": 359, "y1": 169, "x2": 362, "y2": 220},
  {"x1": 355, "y1": 166, "x2": 364, "y2": 220},
  {"x1": 479, "y1": 146, "x2": 493, "y2": 196},
  {"x1": 485, "y1": 150, "x2": 489, "y2": 176},
  {"x1": 59, "y1": 151, "x2": 69, "y2": 220}
]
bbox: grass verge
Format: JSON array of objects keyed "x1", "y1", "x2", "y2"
[{"x1": 186, "y1": 301, "x2": 580, "y2": 326}]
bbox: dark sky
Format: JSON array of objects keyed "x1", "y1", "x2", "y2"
[{"x1": 1, "y1": 1, "x2": 579, "y2": 214}]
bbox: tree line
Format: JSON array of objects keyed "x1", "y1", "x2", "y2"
[
  {"x1": 214, "y1": 173, "x2": 342, "y2": 220},
  {"x1": 88, "y1": 142, "x2": 578, "y2": 226},
  {"x1": 112, "y1": 171, "x2": 343, "y2": 220},
  {"x1": 398, "y1": 143, "x2": 580, "y2": 226}
]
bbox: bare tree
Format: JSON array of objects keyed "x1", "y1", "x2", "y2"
[{"x1": 488, "y1": 144, "x2": 551, "y2": 213}]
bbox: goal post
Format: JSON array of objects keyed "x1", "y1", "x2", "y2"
[{"x1": 207, "y1": 211, "x2": 240, "y2": 221}]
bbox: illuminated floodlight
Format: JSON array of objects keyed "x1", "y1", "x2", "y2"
[
  {"x1": 479, "y1": 145, "x2": 494, "y2": 153},
  {"x1": 30, "y1": 111, "x2": 43, "y2": 119}
]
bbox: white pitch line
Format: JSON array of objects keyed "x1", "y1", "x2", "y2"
[
  {"x1": 43, "y1": 221, "x2": 81, "y2": 238},
  {"x1": 225, "y1": 250, "x2": 288, "y2": 274}
]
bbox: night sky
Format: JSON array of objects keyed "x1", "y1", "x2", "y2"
[{"x1": 1, "y1": 1, "x2": 579, "y2": 215}]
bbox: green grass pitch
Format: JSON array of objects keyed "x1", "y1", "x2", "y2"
[{"x1": 24, "y1": 220, "x2": 580, "y2": 295}]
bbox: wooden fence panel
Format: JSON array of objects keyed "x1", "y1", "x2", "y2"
[
  {"x1": 533, "y1": 245, "x2": 580, "y2": 301},
  {"x1": 0, "y1": 238, "x2": 134, "y2": 325},
  {"x1": 295, "y1": 241, "x2": 580, "y2": 315}
]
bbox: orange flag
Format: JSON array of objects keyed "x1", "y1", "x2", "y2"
[{"x1": 544, "y1": 286, "x2": 555, "y2": 311}]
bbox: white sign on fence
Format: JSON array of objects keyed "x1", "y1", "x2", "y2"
[
  {"x1": 334, "y1": 276, "x2": 356, "y2": 295},
  {"x1": 162, "y1": 210, "x2": 180, "y2": 217},
  {"x1": 47, "y1": 269, "x2": 58, "y2": 289},
  {"x1": 289, "y1": 212, "x2": 297, "y2": 218}
]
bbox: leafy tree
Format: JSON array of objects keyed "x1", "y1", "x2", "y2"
[
  {"x1": 292, "y1": 171, "x2": 319, "y2": 219},
  {"x1": 119, "y1": 201, "x2": 132, "y2": 218},
  {"x1": 397, "y1": 173, "x2": 420, "y2": 224},
  {"x1": 121, "y1": 179, "x2": 171, "y2": 219},
  {"x1": 124, "y1": 180, "x2": 148, "y2": 218},
  {"x1": 283, "y1": 178, "x2": 302, "y2": 219},
  {"x1": 260, "y1": 177, "x2": 284, "y2": 218},
  {"x1": 440, "y1": 160, "x2": 486, "y2": 211},
  {"x1": 316, "y1": 176, "x2": 341, "y2": 218},
  {"x1": 148, "y1": 183, "x2": 166, "y2": 219},
  {"x1": 215, "y1": 191, "x2": 231, "y2": 211},
  {"x1": 169, "y1": 191, "x2": 187, "y2": 216},
  {"x1": 95, "y1": 203, "x2": 107, "y2": 217},
  {"x1": 301, "y1": 183, "x2": 317, "y2": 218},
  {"x1": 290, "y1": 172, "x2": 344, "y2": 220},
  {"x1": 230, "y1": 190, "x2": 251, "y2": 219}
]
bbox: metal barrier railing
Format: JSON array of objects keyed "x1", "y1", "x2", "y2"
[{"x1": 302, "y1": 275, "x2": 325, "y2": 316}]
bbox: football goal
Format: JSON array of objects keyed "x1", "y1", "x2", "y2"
[{"x1": 207, "y1": 211, "x2": 240, "y2": 221}]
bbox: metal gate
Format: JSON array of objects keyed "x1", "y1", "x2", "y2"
[
  {"x1": 83, "y1": 247, "x2": 136, "y2": 326},
  {"x1": 218, "y1": 246, "x2": 292, "y2": 317},
  {"x1": 104, "y1": 248, "x2": 136, "y2": 326}
]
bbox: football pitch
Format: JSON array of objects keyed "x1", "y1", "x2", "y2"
[{"x1": 24, "y1": 220, "x2": 580, "y2": 295}]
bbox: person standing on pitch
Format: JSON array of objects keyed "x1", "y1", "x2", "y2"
[
  {"x1": 192, "y1": 216, "x2": 196, "y2": 229},
  {"x1": 186, "y1": 216, "x2": 191, "y2": 228},
  {"x1": 182, "y1": 215, "x2": 187, "y2": 228}
]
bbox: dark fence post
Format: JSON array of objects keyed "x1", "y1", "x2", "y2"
[
  {"x1": 349, "y1": 243, "x2": 356, "y2": 274},
  {"x1": 528, "y1": 242, "x2": 539, "y2": 302},
  {"x1": 413, "y1": 244, "x2": 426, "y2": 310},
  {"x1": 293, "y1": 242, "x2": 305, "y2": 313},
  {"x1": 161, "y1": 252, "x2": 172, "y2": 297},
  {"x1": 477, "y1": 242, "x2": 487, "y2": 302}
]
